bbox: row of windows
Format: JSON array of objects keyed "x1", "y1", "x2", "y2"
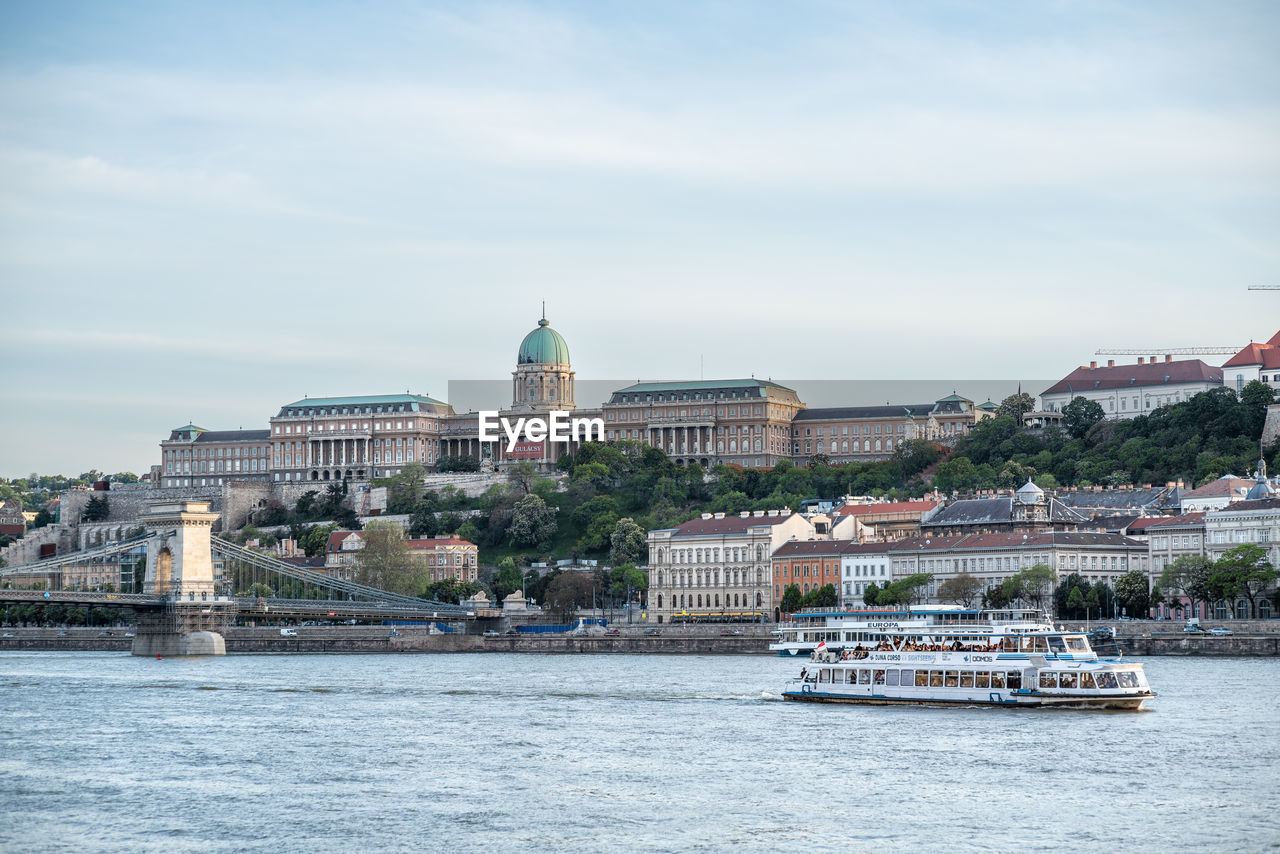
[
  {"x1": 661, "y1": 546, "x2": 766, "y2": 565},
  {"x1": 274, "y1": 420, "x2": 432, "y2": 435},
  {"x1": 167, "y1": 459, "x2": 265, "y2": 474},
  {"x1": 282, "y1": 405, "x2": 417, "y2": 417},
  {"x1": 657, "y1": 569, "x2": 763, "y2": 587},
  {"x1": 166, "y1": 446, "x2": 266, "y2": 460},
  {"x1": 798, "y1": 424, "x2": 907, "y2": 437},
  {"x1": 658, "y1": 592, "x2": 764, "y2": 609},
  {"x1": 810, "y1": 668, "x2": 1025, "y2": 690}
]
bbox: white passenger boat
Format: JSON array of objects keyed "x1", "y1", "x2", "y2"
[
  {"x1": 780, "y1": 608, "x2": 1154, "y2": 710},
  {"x1": 771, "y1": 605, "x2": 1047, "y2": 657}
]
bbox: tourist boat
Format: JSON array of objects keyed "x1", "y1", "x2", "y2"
[
  {"x1": 771, "y1": 605, "x2": 1048, "y2": 657},
  {"x1": 780, "y1": 608, "x2": 1154, "y2": 710}
]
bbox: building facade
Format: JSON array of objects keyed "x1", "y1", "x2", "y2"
[
  {"x1": 160, "y1": 426, "x2": 272, "y2": 488},
  {"x1": 602, "y1": 379, "x2": 804, "y2": 468},
  {"x1": 647, "y1": 510, "x2": 814, "y2": 623},
  {"x1": 1039, "y1": 357, "x2": 1223, "y2": 420},
  {"x1": 1221, "y1": 330, "x2": 1280, "y2": 393},
  {"x1": 789, "y1": 395, "x2": 991, "y2": 462}
]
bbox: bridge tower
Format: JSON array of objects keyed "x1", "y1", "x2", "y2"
[{"x1": 132, "y1": 500, "x2": 232, "y2": 657}]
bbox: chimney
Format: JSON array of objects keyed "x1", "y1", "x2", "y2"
[
  {"x1": 1165, "y1": 355, "x2": 1172, "y2": 363},
  {"x1": 739, "y1": 511, "x2": 750, "y2": 518},
  {"x1": 1137, "y1": 357, "x2": 1145, "y2": 365},
  {"x1": 713, "y1": 512, "x2": 725, "y2": 520},
  {"x1": 1150, "y1": 355, "x2": 1157, "y2": 364},
  {"x1": 701, "y1": 513, "x2": 712, "y2": 520},
  {"x1": 1107, "y1": 360, "x2": 1115, "y2": 367},
  {"x1": 1089, "y1": 361, "x2": 1097, "y2": 369}
]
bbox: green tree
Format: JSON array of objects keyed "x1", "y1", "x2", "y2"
[
  {"x1": 1067, "y1": 586, "x2": 1085, "y2": 618},
  {"x1": 352, "y1": 520, "x2": 422, "y2": 595},
  {"x1": 937, "y1": 572, "x2": 983, "y2": 608},
  {"x1": 492, "y1": 556, "x2": 523, "y2": 602},
  {"x1": 385, "y1": 462, "x2": 427, "y2": 514},
  {"x1": 82, "y1": 495, "x2": 110, "y2": 522},
  {"x1": 1062, "y1": 396, "x2": 1106, "y2": 440},
  {"x1": 995, "y1": 393, "x2": 1036, "y2": 420},
  {"x1": 879, "y1": 573, "x2": 933, "y2": 606},
  {"x1": 608, "y1": 517, "x2": 647, "y2": 567},
  {"x1": 609, "y1": 563, "x2": 648, "y2": 603},
  {"x1": 1085, "y1": 587, "x2": 1101, "y2": 621},
  {"x1": 299, "y1": 523, "x2": 339, "y2": 557},
  {"x1": 780, "y1": 583, "x2": 802, "y2": 614},
  {"x1": 1114, "y1": 569, "x2": 1150, "y2": 619},
  {"x1": 1161, "y1": 555, "x2": 1215, "y2": 619},
  {"x1": 862, "y1": 581, "x2": 880, "y2": 606},
  {"x1": 544, "y1": 571, "x2": 594, "y2": 620},
  {"x1": 509, "y1": 494, "x2": 558, "y2": 550},
  {"x1": 1211, "y1": 543, "x2": 1277, "y2": 619},
  {"x1": 1017, "y1": 564, "x2": 1057, "y2": 612},
  {"x1": 800, "y1": 583, "x2": 838, "y2": 608}
]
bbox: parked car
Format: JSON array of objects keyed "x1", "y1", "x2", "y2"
[
  {"x1": 643, "y1": 628, "x2": 662, "y2": 636},
  {"x1": 2, "y1": 632, "x2": 15, "y2": 639},
  {"x1": 56, "y1": 631, "x2": 68, "y2": 638},
  {"x1": 1183, "y1": 623, "x2": 1207, "y2": 633},
  {"x1": 604, "y1": 628, "x2": 620, "y2": 636},
  {"x1": 720, "y1": 628, "x2": 743, "y2": 636},
  {"x1": 97, "y1": 630, "x2": 114, "y2": 637},
  {"x1": 1089, "y1": 626, "x2": 1115, "y2": 639},
  {"x1": 482, "y1": 630, "x2": 500, "y2": 637},
  {"x1": 1208, "y1": 627, "x2": 1234, "y2": 636},
  {"x1": 279, "y1": 628, "x2": 298, "y2": 637}
]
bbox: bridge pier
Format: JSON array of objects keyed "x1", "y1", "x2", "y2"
[{"x1": 131, "y1": 601, "x2": 236, "y2": 657}]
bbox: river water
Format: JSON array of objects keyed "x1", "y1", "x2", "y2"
[{"x1": 0, "y1": 652, "x2": 1276, "y2": 853}]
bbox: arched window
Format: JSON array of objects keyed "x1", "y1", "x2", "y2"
[
  {"x1": 657, "y1": 594, "x2": 663, "y2": 609},
  {"x1": 697, "y1": 594, "x2": 703, "y2": 608}
]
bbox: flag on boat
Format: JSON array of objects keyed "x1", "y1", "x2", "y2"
[{"x1": 815, "y1": 640, "x2": 827, "y2": 653}]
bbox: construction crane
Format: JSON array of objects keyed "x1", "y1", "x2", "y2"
[
  {"x1": 1248, "y1": 285, "x2": 1279, "y2": 290},
  {"x1": 1094, "y1": 346, "x2": 1241, "y2": 356}
]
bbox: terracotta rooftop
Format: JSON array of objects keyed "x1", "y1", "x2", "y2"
[
  {"x1": 1180, "y1": 477, "x2": 1253, "y2": 498},
  {"x1": 835, "y1": 500, "x2": 939, "y2": 517},
  {"x1": 1222, "y1": 332, "x2": 1280, "y2": 369},
  {"x1": 668, "y1": 513, "x2": 794, "y2": 537},
  {"x1": 1042, "y1": 359, "x2": 1222, "y2": 395}
]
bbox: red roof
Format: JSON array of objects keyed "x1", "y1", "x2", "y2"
[
  {"x1": 1181, "y1": 478, "x2": 1253, "y2": 498},
  {"x1": 1222, "y1": 337, "x2": 1280, "y2": 370},
  {"x1": 835, "y1": 500, "x2": 939, "y2": 517},
  {"x1": 325, "y1": 530, "x2": 360, "y2": 552},
  {"x1": 1042, "y1": 359, "x2": 1222, "y2": 395},
  {"x1": 1128, "y1": 513, "x2": 1204, "y2": 531}
]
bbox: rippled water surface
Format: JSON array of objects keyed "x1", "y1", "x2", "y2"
[{"x1": 1, "y1": 653, "x2": 1277, "y2": 853}]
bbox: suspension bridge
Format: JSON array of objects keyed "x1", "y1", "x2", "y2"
[{"x1": 0, "y1": 500, "x2": 473, "y2": 655}]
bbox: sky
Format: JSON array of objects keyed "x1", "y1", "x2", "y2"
[{"x1": 2, "y1": 0, "x2": 1278, "y2": 477}]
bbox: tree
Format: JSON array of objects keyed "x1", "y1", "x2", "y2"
[
  {"x1": 879, "y1": 573, "x2": 933, "y2": 606},
  {"x1": 1063, "y1": 396, "x2": 1106, "y2": 440},
  {"x1": 1085, "y1": 587, "x2": 1101, "y2": 622},
  {"x1": 352, "y1": 520, "x2": 422, "y2": 595},
  {"x1": 800, "y1": 583, "x2": 838, "y2": 608},
  {"x1": 1067, "y1": 587, "x2": 1085, "y2": 618},
  {"x1": 492, "y1": 556, "x2": 523, "y2": 602},
  {"x1": 608, "y1": 517, "x2": 647, "y2": 567},
  {"x1": 609, "y1": 563, "x2": 648, "y2": 603},
  {"x1": 1114, "y1": 569, "x2": 1150, "y2": 619},
  {"x1": 1211, "y1": 544, "x2": 1277, "y2": 619},
  {"x1": 937, "y1": 572, "x2": 983, "y2": 608},
  {"x1": 544, "y1": 572, "x2": 594, "y2": 620},
  {"x1": 995, "y1": 393, "x2": 1036, "y2": 421},
  {"x1": 780, "y1": 583, "x2": 802, "y2": 614},
  {"x1": 1161, "y1": 555, "x2": 1215, "y2": 619},
  {"x1": 862, "y1": 581, "x2": 880, "y2": 606},
  {"x1": 385, "y1": 463, "x2": 427, "y2": 514},
  {"x1": 509, "y1": 494, "x2": 558, "y2": 550},
  {"x1": 508, "y1": 461, "x2": 541, "y2": 496},
  {"x1": 82, "y1": 495, "x2": 110, "y2": 522},
  {"x1": 298, "y1": 523, "x2": 339, "y2": 557},
  {"x1": 1018, "y1": 564, "x2": 1057, "y2": 612}
]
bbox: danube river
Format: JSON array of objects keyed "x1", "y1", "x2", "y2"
[{"x1": 1, "y1": 653, "x2": 1276, "y2": 853}]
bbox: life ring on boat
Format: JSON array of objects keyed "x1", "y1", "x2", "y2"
[{"x1": 801, "y1": 683, "x2": 813, "y2": 694}]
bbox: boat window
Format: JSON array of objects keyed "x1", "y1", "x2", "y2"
[
  {"x1": 990, "y1": 672, "x2": 1006, "y2": 689},
  {"x1": 959, "y1": 671, "x2": 974, "y2": 688},
  {"x1": 1118, "y1": 672, "x2": 1139, "y2": 688},
  {"x1": 886, "y1": 670, "x2": 900, "y2": 687},
  {"x1": 1032, "y1": 637, "x2": 1049, "y2": 653},
  {"x1": 1059, "y1": 672, "x2": 1078, "y2": 688},
  {"x1": 858, "y1": 669, "x2": 872, "y2": 685},
  {"x1": 1039, "y1": 672, "x2": 1057, "y2": 690},
  {"x1": 1096, "y1": 672, "x2": 1119, "y2": 689},
  {"x1": 944, "y1": 671, "x2": 959, "y2": 687},
  {"x1": 819, "y1": 669, "x2": 830, "y2": 683},
  {"x1": 976, "y1": 672, "x2": 991, "y2": 688},
  {"x1": 847, "y1": 669, "x2": 857, "y2": 684},
  {"x1": 915, "y1": 671, "x2": 928, "y2": 687},
  {"x1": 1006, "y1": 672, "x2": 1021, "y2": 690},
  {"x1": 1047, "y1": 636, "x2": 1066, "y2": 653},
  {"x1": 1065, "y1": 636, "x2": 1088, "y2": 652},
  {"x1": 1080, "y1": 672, "x2": 1096, "y2": 689},
  {"x1": 1019, "y1": 636, "x2": 1034, "y2": 652},
  {"x1": 1002, "y1": 637, "x2": 1018, "y2": 652},
  {"x1": 873, "y1": 670, "x2": 885, "y2": 685},
  {"x1": 929, "y1": 671, "x2": 943, "y2": 687}
]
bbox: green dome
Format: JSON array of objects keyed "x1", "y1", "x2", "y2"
[{"x1": 517, "y1": 316, "x2": 570, "y2": 365}]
